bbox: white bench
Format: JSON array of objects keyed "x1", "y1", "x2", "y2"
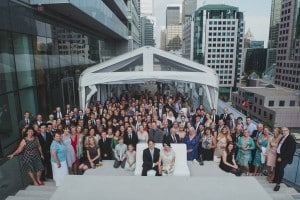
[{"x1": 134, "y1": 143, "x2": 190, "y2": 176}]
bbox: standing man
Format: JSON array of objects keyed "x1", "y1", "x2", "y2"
[
  {"x1": 148, "y1": 122, "x2": 164, "y2": 143},
  {"x1": 37, "y1": 123, "x2": 53, "y2": 180},
  {"x1": 142, "y1": 139, "x2": 161, "y2": 176},
  {"x1": 273, "y1": 127, "x2": 296, "y2": 191}
]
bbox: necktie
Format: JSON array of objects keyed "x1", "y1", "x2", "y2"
[
  {"x1": 129, "y1": 134, "x2": 132, "y2": 140},
  {"x1": 26, "y1": 119, "x2": 29, "y2": 125},
  {"x1": 42, "y1": 132, "x2": 46, "y2": 141},
  {"x1": 150, "y1": 149, "x2": 154, "y2": 161},
  {"x1": 173, "y1": 135, "x2": 177, "y2": 143}
]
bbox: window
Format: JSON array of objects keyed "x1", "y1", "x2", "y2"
[
  {"x1": 279, "y1": 101, "x2": 285, "y2": 107},
  {"x1": 268, "y1": 100, "x2": 274, "y2": 107},
  {"x1": 269, "y1": 114, "x2": 273, "y2": 120},
  {"x1": 259, "y1": 99, "x2": 262, "y2": 105},
  {"x1": 258, "y1": 109, "x2": 261, "y2": 115},
  {"x1": 289, "y1": 100, "x2": 295, "y2": 106},
  {"x1": 263, "y1": 111, "x2": 267, "y2": 117}
]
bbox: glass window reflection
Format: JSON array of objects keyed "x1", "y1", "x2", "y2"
[
  {"x1": 13, "y1": 33, "x2": 36, "y2": 89},
  {"x1": 0, "y1": 31, "x2": 17, "y2": 94}
]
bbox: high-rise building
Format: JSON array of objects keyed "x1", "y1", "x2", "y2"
[
  {"x1": 182, "y1": 17, "x2": 194, "y2": 59},
  {"x1": 160, "y1": 29, "x2": 167, "y2": 50},
  {"x1": 0, "y1": 0, "x2": 138, "y2": 197},
  {"x1": 243, "y1": 48, "x2": 267, "y2": 75},
  {"x1": 266, "y1": 0, "x2": 282, "y2": 68},
  {"x1": 166, "y1": 5, "x2": 181, "y2": 26},
  {"x1": 182, "y1": 0, "x2": 198, "y2": 21},
  {"x1": 166, "y1": 24, "x2": 183, "y2": 51},
  {"x1": 141, "y1": 16, "x2": 155, "y2": 46},
  {"x1": 128, "y1": 0, "x2": 141, "y2": 49},
  {"x1": 140, "y1": 0, "x2": 154, "y2": 16},
  {"x1": 274, "y1": 0, "x2": 300, "y2": 90},
  {"x1": 192, "y1": 4, "x2": 244, "y2": 101}
]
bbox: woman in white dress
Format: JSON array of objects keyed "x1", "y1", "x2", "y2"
[
  {"x1": 124, "y1": 144, "x2": 136, "y2": 171},
  {"x1": 159, "y1": 141, "x2": 175, "y2": 176},
  {"x1": 137, "y1": 125, "x2": 149, "y2": 143}
]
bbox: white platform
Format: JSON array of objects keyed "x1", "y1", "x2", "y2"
[
  {"x1": 50, "y1": 175, "x2": 272, "y2": 200},
  {"x1": 48, "y1": 160, "x2": 276, "y2": 200}
]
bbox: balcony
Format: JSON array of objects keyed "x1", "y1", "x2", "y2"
[{"x1": 30, "y1": 0, "x2": 128, "y2": 40}]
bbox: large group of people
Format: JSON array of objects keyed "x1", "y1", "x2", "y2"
[{"x1": 8, "y1": 90, "x2": 296, "y2": 191}]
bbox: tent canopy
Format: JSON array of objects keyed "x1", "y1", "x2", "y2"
[{"x1": 79, "y1": 46, "x2": 219, "y2": 110}]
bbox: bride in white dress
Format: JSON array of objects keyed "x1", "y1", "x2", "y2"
[{"x1": 159, "y1": 141, "x2": 175, "y2": 175}]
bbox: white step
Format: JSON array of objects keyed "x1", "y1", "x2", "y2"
[
  {"x1": 26, "y1": 185, "x2": 56, "y2": 192},
  {"x1": 6, "y1": 196, "x2": 49, "y2": 200},
  {"x1": 15, "y1": 190, "x2": 53, "y2": 198}
]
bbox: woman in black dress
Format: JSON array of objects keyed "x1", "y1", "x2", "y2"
[
  {"x1": 8, "y1": 127, "x2": 44, "y2": 185},
  {"x1": 78, "y1": 136, "x2": 100, "y2": 172},
  {"x1": 200, "y1": 127, "x2": 216, "y2": 161},
  {"x1": 219, "y1": 142, "x2": 242, "y2": 176}
]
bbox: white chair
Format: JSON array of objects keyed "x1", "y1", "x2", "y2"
[{"x1": 134, "y1": 143, "x2": 190, "y2": 176}]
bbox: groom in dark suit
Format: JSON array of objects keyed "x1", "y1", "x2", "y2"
[
  {"x1": 142, "y1": 139, "x2": 161, "y2": 176},
  {"x1": 273, "y1": 127, "x2": 296, "y2": 191}
]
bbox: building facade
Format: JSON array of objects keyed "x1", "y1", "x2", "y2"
[
  {"x1": 232, "y1": 87, "x2": 300, "y2": 130},
  {"x1": 266, "y1": 0, "x2": 282, "y2": 68},
  {"x1": 166, "y1": 24, "x2": 183, "y2": 51},
  {"x1": 0, "y1": 0, "x2": 139, "y2": 198},
  {"x1": 243, "y1": 48, "x2": 267, "y2": 75},
  {"x1": 274, "y1": 0, "x2": 300, "y2": 90},
  {"x1": 166, "y1": 5, "x2": 181, "y2": 26},
  {"x1": 141, "y1": 16, "x2": 155, "y2": 46},
  {"x1": 193, "y1": 4, "x2": 244, "y2": 101},
  {"x1": 182, "y1": 0, "x2": 198, "y2": 22}
]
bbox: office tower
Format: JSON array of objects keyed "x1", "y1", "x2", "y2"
[
  {"x1": 182, "y1": 0, "x2": 198, "y2": 21},
  {"x1": 141, "y1": 16, "x2": 155, "y2": 46},
  {"x1": 193, "y1": 4, "x2": 244, "y2": 101},
  {"x1": 274, "y1": 0, "x2": 300, "y2": 90},
  {"x1": 166, "y1": 5, "x2": 181, "y2": 26},
  {"x1": 266, "y1": 0, "x2": 282, "y2": 68},
  {"x1": 140, "y1": 0, "x2": 154, "y2": 16}
]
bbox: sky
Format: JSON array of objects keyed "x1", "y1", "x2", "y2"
[{"x1": 153, "y1": 0, "x2": 272, "y2": 48}]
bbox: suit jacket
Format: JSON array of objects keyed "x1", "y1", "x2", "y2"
[
  {"x1": 148, "y1": 128, "x2": 164, "y2": 143},
  {"x1": 211, "y1": 114, "x2": 219, "y2": 124},
  {"x1": 165, "y1": 134, "x2": 180, "y2": 144},
  {"x1": 220, "y1": 113, "x2": 230, "y2": 121},
  {"x1": 124, "y1": 133, "x2": 139, "y2": 148},
  {"x1": 278, "y1": 134, "x2": 296, "y2": 164},
  {"x1": 98, "y1": 138, "x2": 113, "y2": 160},
  {"x1": 37, "y1": 131, "x2": 53, "y2": 161},
  {"x1": 19, "y1": 119, "x2": 32, "y2": 130},
  {"x1": 142, "y1": 147, "x2": 160, "y2": 169}
]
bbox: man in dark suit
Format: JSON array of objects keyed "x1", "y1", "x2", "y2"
[
  {"x1": 148, "y1": 122, "x2": 164, "y2": 143},
  {"x1": 37, "y1": 123, "x2": 53, "y2": 180},
  {"x1": 273, "y1": 127, "x2": 296, "y2": 191},
  {"x1": 142, "y1": 139, "x2": 161, "y2": 176},
  {"x1": 98, "y1": 131, "x2": 112, "y2": 160},
  {"x1": 19, "y1": 111, "x2": 32, "y2": 130},
  {"x1": 124, "y1": 127, "x2": 138, "y2": 149},
  {"x1": 210, "y1": 109, "x2": 219, "y2": 124},
  {"x1": 165, "y1": 128, "x2": 180, "y2": 144},
  {"x1": 220, "y1": 107, "x2": 230, "y2": 122}
]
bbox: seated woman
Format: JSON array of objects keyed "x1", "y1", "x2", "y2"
[
  {"x1": 159, "y1": 141, "x2": 175, "y2": 175},
  {"x1": 124, "y1": 144, "x2": 136, "y2": 171},
  {"x1": 219, "y1": 142, "x2": 242, "y2": 176},
  {"x1": 78, "y1": 137, "x2": 100, "y2": 173}
]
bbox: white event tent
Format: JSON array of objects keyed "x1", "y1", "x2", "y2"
[{"x1": 79, "y1": 46, "x2": 219, "y2": 111}]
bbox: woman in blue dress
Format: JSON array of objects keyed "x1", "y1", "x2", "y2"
[
  {"x1": 183, "y1": 128, "x2": 199, "y2": 161},
  {"x1": 253, "y1": 127, "x2": 270, "y2": 176},
  {"x1": 236, "y1": 129, "x2": 255, "y2": 175}
]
